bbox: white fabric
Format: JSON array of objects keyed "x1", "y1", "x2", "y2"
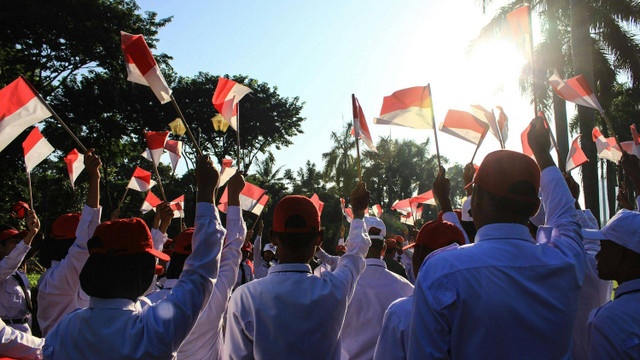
[
  {"x1": 42, "y1": 203, "x2": 225, "y2": 359},
  {"x1": 252, "y1": 235, "x2": 269, "y2": 280},
  {"x1": 37, "y1": 205, "x2": 101, "y2": 336},
  {"x1": 461, "y1": 196, "x2": 472, "y2": 221},
  {"x1": 399, "y1": 249, "x2": 415, "y2": 284},
  {"x1": 0, "y1": 318, "x2": 43, "y2": 360},
  {"x1": 373, "y1": 296, "x2": 412, "y2": 360},
  {"x1": 364, "y1": 216, "x2": 386, "y2": 239},
  {"x1": 373, "y1": 107, "x2": 434, "y2": 129},
  {"x1": 24, "y1": 135, "x2": 54, "y2": 173},
  {"x1": 600, "y1": 209, "x2": 640, "y2": 254},
  {"x1": 0, "y1": 241, "x2": 31, "y2": 333},
  {"x1": 0, "y1": 96, "x2": 51, "y2": 153},
  {"x1": 127, "y1": 176, "x2": 156, "y2": 192},
  {"x1": 340, "y1": 258, "x2": 414, "y2": 360},
  {"x1": 234, "y1": 260, "x2": 254, "y2": 290},
  {"x1": 223, "y1": 218, "x2": 371, "y2": 359}
]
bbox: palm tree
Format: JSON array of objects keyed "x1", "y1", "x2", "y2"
[{"x1": 322, "y1": 123, "x2": 357, "y2": 198}]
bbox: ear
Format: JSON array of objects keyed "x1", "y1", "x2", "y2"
[{"x1": 315, "y1": 230, "x2": 324, "y2": 247}]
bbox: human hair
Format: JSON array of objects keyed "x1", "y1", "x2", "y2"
[
  {"x1": 273, "y1": 214, "x2": 320, "y2": 250},
  {"x1": 165, "y1": 253, "x2": 189, "y2": 279},
  {"x1": 39, "y1": 236, "x2": 76, "y2": 268},
  {"x1": 481, "y1": 186, "x2": 539, "y2": 219}
]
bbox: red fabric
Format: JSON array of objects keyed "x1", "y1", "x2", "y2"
[
  {"x1": 90, "y1": 217, "x2": 169, "y2": 261},
  {"x1": 0, "y1": 229, "x2": 26, "y2": 243},
  {"x1": 310, "y1": 193, "x2": 325, "y2": 215},
  {"x1": 415, "y1": 220, "x2": 465, "y2": 251},
  {"x1": 132, "y1": 167, "x2": 152, "y2": 184},
  {"x1": 10, "y1": 201, "x2": 29, "y2": 219},
  {"x1": 50, "y1": 213, "x2": 81, "y2": 239},
  {"x1": 145, "y1": 131, "x2": 169, "y2": 150},
  {"x1": 120, "y1": 32, "x2": 157, "y2": 75},
  {"x1": 173, "y1": 228, "x2": 194, "y2": 255},
  {"x1": 473, "y1": 150, "x2": 540, "y2": 204},
  {"x1": 379, "y1": 86, "x2": 431, "y2": 115},
  {"x1": 0, "y1": 77, "x2": 38, "y2": 121},
  {"x1": 273, "y1": 195, "x2": 320, "y2": 233},
  {"x1": 222, "y1": 158, "x2": 233, "y2": 167},
  {"x1": 22, "y1": 127, "x2": 44, "y2": 156}
]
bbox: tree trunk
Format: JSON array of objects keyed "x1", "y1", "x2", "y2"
[
  {"x1": 606, "y1": 162, "x2": 617, "y2": 217},
  {"x1": 571, "y1": 0, "x2": 599, "y2": 219}
]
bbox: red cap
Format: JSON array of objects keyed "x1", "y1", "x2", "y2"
[
  {"x1": 403, "y1": 220, "x2": 465, "y2": 251},
  {"x1": 10, "y1": 202, "x2": 29, "y2": 219},
  {"x1": 90, "y1": 218, "x2": 170, "y2": 261},
  {"x1": 174, "y1": 228, "x2": 194, "y2": 255},
  {"x1": 162, "y1": 238, "x2": 175, "y2": 256},
  {"x1": 241, "y1": 241, "x2": 252, "y2": 252},
  {"x1": 154, "y1": 264, "x2": 164, "y2": 275},
  {"x1": 50, "y1": 213, "x2": 81, "y2": 239},
  {"x1": 336, "y1": 244, "x2": 347, "y2": 253},
  {"x1": 0, "y1": 229, "x2": 27, "y2": 243},
  {"x1": 385, "y1": 238, "x2": 397, "y2": 249},
  {"x1": 273, "y1": 195, "x2": 321, "y2": 233},
  {"x1": 394, "y1": 235, "x2": 405, "y2": 244},
  {"x1": 466, "y1": 150, "x2": 540, "y2": 204},
  {"x1": 437, "y1": 209, "x2": 463, "y2": 222}
]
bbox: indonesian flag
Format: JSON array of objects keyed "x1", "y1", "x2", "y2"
[
  {"x1": 170, "y1": 195, "x2": 185, "y2": 218},
  {"x1": 218, "y1": 182, "x2": 268, "y2": 216},
  {"x1": 373, "y1": 85, "x2": 434, "y2": 129},
  {"x1": 127, "y1": 167, "x2": 157, "y2": 192},
  {"x1": 310, "y1": 193, "x2": 325, "y2": 214},
  {"x1": 351, "y1": 94, "x2": 377, "y2": 152},
  {"x1": 22, "y1": 127, "x2": 54, "y2": 173},
  {"x1": 440, "y1": 110, "x2": 489, "y2": 145},
  {"x1": 120, "y1": 32, "x2": 172, "y2": 104},
  {"x1": 371, "y1": 204, "x2": 382, "y2": 218},
  {"x1": 141, "y1": 191, "x2": 162, "y2": 214},
  {"x1": 0, "y1": 77, "x2": 52, "y2": 153},
  {"x1": 391, "y1": 198, "x2": 412, "y2": 215},
  {"x1": 411, "y1": 190, "x2": 437, "y2": 206},
  {"x1": 521, "y1": 114, "x2": 553, "y2": 157},
  {"x1": 496, "y1": 106, "x2": 509, "y2": 144},
  {"x1": 144, "y1": 131, "x2": 169, "y2": 166},
  {"x1": 400, "y1": 213, "x2": 415, "y2": 226},
  {"x1": 592, "y1": 127, "x2": 622, "y2": 162},
  {"x1": 219, "y1": 166, "x2": 237, "y2": 187},
  {"x1": 549, "y1": 70, "x2": 603, "y2": 112},
  {"x1": 470, "y1": 105, "x2": 500, "y2": 143},
  {"x1": 344, "y1": 208, "x2": 354, "y2": 223},
  {"x1": 64, "y1": 149, "x2": 84, "y2": 190},
  {"x1": 565, "y1": 135, "x2": 588, "y2": 172},
  {"x1": 505, "y1": 5, "x2": 533, "y2": 62},
  {"x1": 212, "y1": 78, "x2": 252, "y2": 131},
  {"x1": 164, "y1": 140, "x2": 182, "y2": 172}
]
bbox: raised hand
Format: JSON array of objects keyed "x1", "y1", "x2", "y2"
[
  {"x1": 196, "y1": 155, "x2": 219, "y2": 203},
  {"x1": 433, "y1": 166, "x2": 452, "y2": 212},
  {"x1": 527, "y1": 117, "x2": 555, "y2": 170},
  {"x1": 350, "y1": 182, "x2": 370, "y2": 219},
  {"x1": 227, "y1": 171, "x2": 245, "y2": 207}
]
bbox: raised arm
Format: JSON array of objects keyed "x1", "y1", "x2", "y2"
[
  {"x1": 0, "y1": 319, "x2": 43, "y2": 360},
  {"x1": 433, "y1": 167, "x2": 470, "y2": 244},
  {"x1": 0, "y1": 211, "x2": 39, "y2": 280}
]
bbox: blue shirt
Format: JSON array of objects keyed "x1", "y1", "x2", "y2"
[
  {"x1": 588, "y1": 278, "x2": 640, "y2": 359},
  {"x1": 408, "y1": 166, "x2": 585, "y2": 360}
]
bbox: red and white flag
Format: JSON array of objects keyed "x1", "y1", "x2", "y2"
[
  {"x1": 373, "y1": 85, "x2": 434, "y2": 129},
  {"x1": 505, "y1": 5, "x2": 533, "y2": 62},
  {"x1": 310, "y1": 193, "x2": 325, "y2": 214},
  {"x1": 440, "y1": 110, "x2": 489, "y2": 145},
  {"x1": 144, "y1": 131, "x2": 169, "y2": 166},
  {"x1": 351, "y1": 94, "x2": 377, "y2": 152},
  {"x1": 344, "y1": 208, "x2": 354, "y2": 223},
  {"x1": 549, "y1": 70, "x2": 603, "y2": 112},
  {"x1": 371, "y1": 204, "x2": 382, "y2": 218},
  {"x1": 631, "y1": 125, "x2": 640, "y2": 146},
  {"x1": 219, "y1": 158, "x2": 236, "y2": 187},
  {"x1": 64, "y1": 148, "x2": 84, "y2": 190},
  {"x1": 400, "y1": 213, "x2": 415, "y2": 226},
  {"x1": 0, "y1": 77, "x2": 52, "y2": 153},
  {"x1": 496, "y1": 106, "x2": 509, "y2": 145},
  {"x1": 521, "y1": 114, "x2": 554, "y2": 157},
  {"x1": 120, "y1": 32, "x2": 172, "y2": 104},
  {"x1": 565, "y1": 135, "x2": 588, "y2": 172},
  {"x1": 164, "y1": 140, "x2": 182, "y2": 172},
  {"x1": 218, "y1": 182, "x2": 268, "y2": 216},
  {"x1": 391, "y1": 198, "x2": 412, "y2": 215},
  {"x1": 127, "y1": 167, "x2": 157, "y2": 192},
  {"x1": 212, "y1": 78, "x2": 252, "y2": 131},
  {"x1": 411, "y1": 190, "x2": 437, "y2": 206},
  {"x1": 141, "y1": 191, "x2": 162, "y2": 214},
  {"x1": 470, "y1": 105, "x2": 500, "y2": 144},
  {"x1": 592, "y1": 127, "x2": 622, "y2": 162},
  {"x1": 170, "y1": 195, "x2": 185, "y2": 218},
  {"x1": 22, "y1": 127, "x2": 54, "y2": 173}
]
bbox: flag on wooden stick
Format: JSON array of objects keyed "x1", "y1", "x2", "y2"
[
  {"x1": 440, "y1": 110, "x2": 489, "y2": 145},
  {"x1": 127, "y1": 167, "x2": 157, "y2": 192},
  {"x1": 22, "y1": 127, "x2": 54, "y2": 173},
  {"x1": 373, "y1": 86, "x2": 434, "y2": 129},
  {"x1": 565, "y1": 135, "x2": 588, "y2": 172},
  {"x1": 64, "y1": 149, "x2": 84, "y2": 190},
  {"x1": 120, "y1": 32, "x2": 172, "y2": 104},
  {"x1": 351, "y1": 95, "x2": 377, "y2": 152},
  {"x1": 141, "y1": 191, "x2": 163, "y2": 214},
  {"x1": 212, "y1": 78, "x2": 252, "y2": 131}
]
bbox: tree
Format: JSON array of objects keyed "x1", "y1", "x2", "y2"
[{"x1": 322, "y1": 124, "x2": 357, "y2": 199}]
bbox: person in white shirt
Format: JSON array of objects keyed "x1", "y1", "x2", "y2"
[
  {"x1": 340, "y1": 215, "x2": 414, "y2": 360},
  {"x1": 43, "y1": 155, "x2": 226, "y2": 360},
  {"x1": 36, "y1": 150, "x2": 102, "y2": 337},
  {"x1": 234, "y1": 240, "x2": 254, "y2": 290},
  {"x1": 0, "y1": 318, "x2": 43, "y2": 360},
  {"x1": 253, "y1": 221, "x2": 277, "y2": 280},
  {"x1": 0, "y1": 210, "x2": 40, "y2": 334},
  {"x1": 224, "y1": 183, "x2": 372, "y2": 359}
]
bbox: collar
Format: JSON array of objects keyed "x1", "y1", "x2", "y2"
[
  {"x1": 475, "y1": 223, "x2": 535, "y2": 244},
  {"x1": 614, "y1": 278, "x2": 640, "y2": 300},
  {"x1": 163, "y1": 279, "x2": 179, "y2": 290},
  {"x1": 267, "y1": 263, "x2": 312, "y2": 275},
  {"x1": 89, "y1": 297, "x2": 137, "y2": 311},
  {"x1": 366, "y1": 258, "x2": 387, "y2": 268}
]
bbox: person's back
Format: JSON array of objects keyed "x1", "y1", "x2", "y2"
[{"x1": 224, "y1": 185, "x2": 372, "y2": 360}]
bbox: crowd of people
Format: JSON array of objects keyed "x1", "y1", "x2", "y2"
[{"x1": 1, "y1": 117, "x2": 639, "y2": 359}]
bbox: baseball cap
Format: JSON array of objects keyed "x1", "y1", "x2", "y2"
[
  {"x1": 242, "y1": 241, "x2": 253, "y2": 252},
  {"x1": 336, "y1": 244, "x2": 347, "y2": 253},
  {"x1": 0, "y1": 229, "x2": 27, "y2": 243},
  {"x1": 174, "y1": 228, "x2": 194, "y2": 255},
  {"x1": 51, "y1": 213, "x2": 81, "y2": 239},
  {"x1": 466, "y1": 150, "x2": 540, "y2": 204},
  {"x1": 403, "y1": 220, "x2": 465, "y2": 251},
  {"x1": 592, "y1": 209, "x2": 640, "y2": 254},
  {"x1": 273, "y1": 195, "x2": 320, "y2": 233},
  {"x1": 11, "y1": 201, "x2": 29, "y2": 219},
  {"x1": 89, "y1": 218, "x2": 170, "y2": 261},
  {"x1": 364, "y1": 216, "x2": 386, "y2": 240},
  {"x1": 385, "y1": 238, "x2": 397, "y2": 249},
  {"x1": 264, "y1": 243, "x2": 277, "y2": 253}
]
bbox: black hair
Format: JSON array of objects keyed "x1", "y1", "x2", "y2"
[
  {"x1": 39, "y1": 235, "x2": 76, "y2": 268},
  {"x1": 370, "y1": 238, "x2": 385, "y2": 251},
  {"x1": 483, "y1": 186, "x2": 539, "y2": 218},
  {"x1": 80, "y1": 236, "x2": 155, "y2": 301},
  {"x1": 165, "y1": 253, "x2": 189, "y2": 279},
  {"x1": 273, "y1": 214, "x2": 320, "y2": 250}
]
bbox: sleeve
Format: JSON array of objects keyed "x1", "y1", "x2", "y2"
[
  {"x1": 540, "y1": 167, "x2": 585, "y2": 279},
  {"x1": 636, "y1": 195, "x2": 640, "y2": 212},
  {"x1": 150, "y1": 228, "x2": 168, "y2": 251},
  {"x1": 142, "y1": 202, "x2": 225, "y2": 353},
  {"x1": 223, "y1": 293, "x2": 255, "y2": 360},
  {"x1": 315, "y1": 247, "x2": 340, "y2": 270},
  {"x1": 588, "y1": 309, "x2": 623, "y2": 360},
  {"x1": 252, "y1": 234, "x2": 266, "y2": 279},
  {"x1": 441, "y1": 212, "x2": 469, "y2": 244},
  {"x1": 374, "y1": 306, "x2": 407, "y2": 360},
  {"x1": 37, "y1": 205, "x2": 101, "y2": 336},
  {"x1": 176, "y1": 206, "x2": 245, "y2": 357},
  {"x1": 325, "y1": 219, "x2": 371, "y2": 301},
  {"x1": 0, "y1": 241, "x2": 30, "y2": 280},
  {"x1": 0, "y1": 319, "x2": 44, "y2": 360}
]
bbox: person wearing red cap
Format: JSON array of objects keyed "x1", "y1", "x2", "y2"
[
  {"x1": 374, "y1": 219, "x2": 465, "y2": 360},
  {"x1": 382, "y1": 238, "x2": 408, "y2": 279},
  {"x1": 224, "y1": 183, "x2": 372, "y2": 359},
  {"x1": 234, "y1": 234, "x2": 255, "y2": 290},
  {"x1": 253, "y1": 220, "x2": 278, "y2": 280},
  {"x1": 144, "y1": 202, "x2": 176, "y2": 294},
  {"x1": 340, "y1": 215, "x2": 414, "y2": 360},
  {"x1": 35, "y1": 150, "x2": 102, "y2": 337},
  {"x1": 0, "y1": 210, "x2": 40, "y2": 335},
  {"x1": 0, "y1": 318, "x2": 43, "y2": 360},
  {"x1": 408, "y1": 117, "x2": 585, "y2": 359},
  {"x1": 42, "y1": 155, "x2": 227, "y2": 359}
]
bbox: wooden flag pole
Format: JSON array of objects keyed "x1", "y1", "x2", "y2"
[
  {"x1": 426, "y1": 85, "x2": 442, "y2": 168},
  {"x1": 26, "y1": 171, "x2": 34, "y2": 210},
  {"x1": 170, "y1": 94, "x2": 203, "y2": 157},
  {"x1": 152, "y1": 163, "x2": 167, "y2": 202},
  {"x1": 470, "y1": 129, "x2": 488, "y2": 164},
  {"x1": 118, "y1": 187, "x2": 129, "y2": 209},
  {"x1": 236, "y1": 105, "x2": 242, "y2": 171},
  {"x1": 250, "y1": 213, "x2": 263, "y2": 232},
  {"x1": 599, "y1": 111, "x2": 623, "y2": 151},
  {"x1": 355, "y1": 136, "x2": 363, "y2": 182},
  {"x1": 167, "y1": 165, "x2": 178, "y2": 190}
]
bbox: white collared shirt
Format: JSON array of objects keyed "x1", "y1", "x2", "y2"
[
  {"x1": 0, "y1": 318, "x2": 43, "y2": 360},
  {"x1": 340, "y1": 258, "x2": 414, "y2": 360},
  {"x1": 0, "y1": 240, "x2": 31, "y2": 333},
  {"x1": 42, "y1": 203, "x2": 226, "y2": 359},
  {"x1": 224, "y1": 218, "x2": 371, "y2": 360},
  {"x1": 37, "y1": 205, "x2": 101, "y2": 336}
]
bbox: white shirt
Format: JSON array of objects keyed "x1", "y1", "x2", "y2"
[
  {"x1": 37, "y1": 205, "x2": 101, "y2": 336},
  {"x1": 373, "y1": 296, "x2": 412, "y2": 360},
  {"x1": 253, "y1": 235, "x2": 269, "y2": 279},
  {"x1": 0, "y1": 241, "x2": 32, "y2": 333},
  {"x1": 223, "y1": 218, "x2": 371, "y2": 360},
  {"x1": 0, "y1": 318, "x2": 43, "y2": 360},
  {"x1": 42, "y1": 203, "x2": 225, "y2": 360},
  {"x1": 341, "y1": 258, "x2": 414, "y2": 360},
  {"x1": 146, "y1": 206, "x2": 245, "y2": 360}
]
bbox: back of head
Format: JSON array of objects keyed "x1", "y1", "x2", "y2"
[
  {"x1": 40, "y1": 213, "x2": 81, "y2": 268},
  {"x1": 165, "y1": 228, "x2": 194, "y2": 279},
  {"x1": 271, "y1": 195, "x2": 322, "y2": 263},
  {"x1": 365, "y1": 216, "x2": 386, "y2": 258},
  {"x1": 594, "y1": 210, "x2": 640, "y2": 282},
  {"x1": 409, "y1": 220, "x2": 466, "y2": 276}
]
